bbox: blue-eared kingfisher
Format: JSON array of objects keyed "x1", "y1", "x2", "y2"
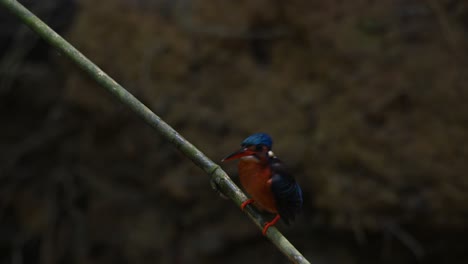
[{"x1": 222, "y1": 133, "x2": 303, "y2": 235}]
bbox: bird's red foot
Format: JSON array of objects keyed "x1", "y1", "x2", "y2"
[
  {"x1": 240, "y1": 199, "x2": 254, "y2": 210},
  {"x1": 262, "y1": 214, "x2": 281, "y2": 235}
]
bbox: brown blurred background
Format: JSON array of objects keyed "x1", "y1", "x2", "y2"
[{"x1": 1, "y1": 0, "x2": 468, "y2": 263}]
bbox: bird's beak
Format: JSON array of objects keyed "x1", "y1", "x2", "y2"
[{"x1": 222, "y1": 148, "x2": 255, "y2": 162}]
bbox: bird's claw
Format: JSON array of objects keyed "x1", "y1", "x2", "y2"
[
  {"x1": 262, "y1": 214, "x2": 281, "y2": 235},
  {"x1": 240, "y1": 198, "x2": 254, "y2": 210}
]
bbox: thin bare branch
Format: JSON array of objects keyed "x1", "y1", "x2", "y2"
[{"x1": 0, "y1": 0, "x2": 310, "y2": 263}]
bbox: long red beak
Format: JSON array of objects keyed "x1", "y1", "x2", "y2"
[{"x1": 222, "y1": 148, "x2": 255, "y2": 162}]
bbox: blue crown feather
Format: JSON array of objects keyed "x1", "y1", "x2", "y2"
[{"x1": 241, "y1": 133, "x2": 273, "y2": 149}]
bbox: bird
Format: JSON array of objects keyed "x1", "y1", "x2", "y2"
[{"x1": 222, "y1": 133, "x2": 303, "y2": 235}]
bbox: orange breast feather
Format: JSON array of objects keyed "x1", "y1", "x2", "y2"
[{"x1": 238, "y1": 160, "x2": 277, "y2": 213}]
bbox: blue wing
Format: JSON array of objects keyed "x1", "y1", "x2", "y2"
[{"x1": 270, "y1": 158, "x2": 303, "y2": 225}]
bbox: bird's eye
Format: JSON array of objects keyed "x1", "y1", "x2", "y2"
[{"x1": 255, "y1": 145, "x2": 263, "y2": 151}]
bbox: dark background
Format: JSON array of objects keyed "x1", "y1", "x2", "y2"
[{"x1": 1, "y1": 0, "x2": 468, "y2": 263}]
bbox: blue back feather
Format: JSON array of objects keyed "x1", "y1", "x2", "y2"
[{"x1": 270, "y1": 157, "x2": 303, "y2": 225}]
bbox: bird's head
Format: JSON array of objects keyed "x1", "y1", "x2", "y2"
[{"x1": 222, "y1": 133, "x2": 274, "y2": 162}]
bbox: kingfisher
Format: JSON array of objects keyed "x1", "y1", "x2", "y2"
[{"x1": 222, "y1": 133, "x2": 303, "y2": 235}]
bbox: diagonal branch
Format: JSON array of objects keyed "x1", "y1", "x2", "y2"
[{"x1": 0, "y1": 0, "x2": 310, "y2": 263}]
